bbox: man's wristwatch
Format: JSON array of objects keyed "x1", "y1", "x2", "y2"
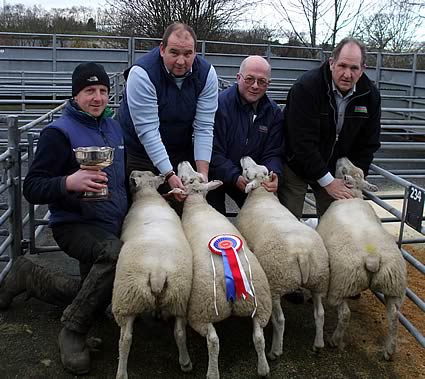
[{"x1": 164, "y1": 170, "x2": 176, "y2": 182}]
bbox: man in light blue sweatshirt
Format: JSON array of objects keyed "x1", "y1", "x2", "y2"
[{"x1": 119, "y1": 22, "x2": 218, "y2": 200}]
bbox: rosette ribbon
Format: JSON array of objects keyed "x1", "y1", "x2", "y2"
[{"x1": 208, "y1": 234, "x2": 253, "y2": 301}]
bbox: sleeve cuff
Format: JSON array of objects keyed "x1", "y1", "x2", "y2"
[{"x1": 317, "y1": 173, "x2": 334, "y2": 187}]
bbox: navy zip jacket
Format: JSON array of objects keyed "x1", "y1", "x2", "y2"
[
  {"x1": 284, "y1": 61, "x2": 381, "y2": 181},
  {"x1": 23, "y1": 101, "x2": 129, "y2": 237},
  {"x1": 210, "y1": 84, "x2": 284, "y2": 185}
]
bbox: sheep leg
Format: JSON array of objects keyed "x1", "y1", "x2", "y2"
[
  {"x1": 268, "y1": 295, "x2": 285, "y2": 360},
  {"x1": 253, "y1": 316, "x2": 270, "y2": 377},
  {"x1": 311, "y1": 291, "x2": 325, "y2": 351},
  {"x1": 206, "y1": 323, "x2": 220, "y2": 379},
  {"x1": 329, "y1": 300, "x2": 350, "y2": 350},
  {"x1": 383, "y1": 295, "x2": 401, "y2": 361},
  {"x1": 174, "y1": 316, "x2": 192, "y2": 372},
  {"x1": 116, "y1": 315, "x2": 136, "y2": 379}
]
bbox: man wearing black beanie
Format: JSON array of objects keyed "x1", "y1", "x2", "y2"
[{"x1": 0, "y1": 62, "x2": 128, "y2": 375}]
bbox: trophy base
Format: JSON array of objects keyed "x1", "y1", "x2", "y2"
[{"x1": 81, "y1": 190, "x2": 112, "y2": 201}]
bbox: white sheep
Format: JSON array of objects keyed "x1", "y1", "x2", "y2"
[
  {"x1": 316, "y1": 157, "x2": 407, "y2": 360},
  {"x1": 112, "y1": 171, "x2": 193, "y2": 379},
  {"x1": 236, "y1": 156, "x2": 329, "y2": 359},
  {"x1": 174, "y1": 161, "x2": 272, "y2": 379}
]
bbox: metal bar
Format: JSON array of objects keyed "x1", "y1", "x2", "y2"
[
  {"x1": 400, "y1": 238, "x2": 425, "y2": 244},
  {"x1": 401, "y1": 248, "x2": 425, "y2": 275},
  {"x1": 406, "y1": 288, "x2": 425, "y2": 313},
  {"x1": 19, "y1": 102, "x2": 66, "y2": 132},
  {"x1": 7, "y1": 116, "x2": 22, "y2": 260},
  {"x1": 0, "y1": 206, "x2": 12, "y2": 225},
  {"x1": 370, "y1": 164, "x2": 422, "y2": 188}
]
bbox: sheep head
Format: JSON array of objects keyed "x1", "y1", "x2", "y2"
[
  {"x1": 335, "y1": 157, "x2": 378, "y2": 198},
  {"x1": 174, "y1": 161, "x2": 222, "y2": 195},
  {"x1": 240, "y1": 156, "x2": 272, "y2": 193},
  {"x1": 129, "y1": 170, "x2": 165, "y2": 193}
]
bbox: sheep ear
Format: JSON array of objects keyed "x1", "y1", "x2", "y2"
[
  {"x1": 130, "y1": 176, "x2": 142, "y2": 189},
  {"x1": 268, "y1": 171, "x2": 273, "y2": 181},
  {"x1": 168, "y1": 188, "x2": 188, "y2": 195},
  {"x1": 156, "y1": 175, "x2": 165, "y2": 187},
  {"x1": 206, "y1": 180, "x2": 223, "y2": 191},
  {"x1": 362, "y1": 179, "x2": 378, "y2": 192}
]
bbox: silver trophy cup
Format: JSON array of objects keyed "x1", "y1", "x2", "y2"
[{"x1": 73, "y1": 146, "x2": 115, "y2": 201}]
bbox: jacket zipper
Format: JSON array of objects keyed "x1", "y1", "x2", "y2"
[{"x1": 326, "y1": 86, "x2": 371, "y2": 163}]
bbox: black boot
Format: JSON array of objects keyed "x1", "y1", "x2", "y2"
[
  {"x1": 0, "y1": 256, "x2": 34, "y2": 309},
  {"x1": 58, "y1": 327, "x2": 90, "y2": 375},
  {"x1": 0, "y1": 256, "x2": 80, "y2": 310}
]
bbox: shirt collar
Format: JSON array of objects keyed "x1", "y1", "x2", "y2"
[
  {"x1": 332, "y1": 80, "x2": 356, "y2": 99},
  {"x1": 163, "y1": 64, "x2": 193, "y2": 79}
]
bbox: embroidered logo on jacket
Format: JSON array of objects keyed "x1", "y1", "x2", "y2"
[
  {"x1": 259, "y1": 125, "x2": 268, "y2": 133},
  {"x1": 354, "y1": 105, "x2": 368, "y2": 113}
]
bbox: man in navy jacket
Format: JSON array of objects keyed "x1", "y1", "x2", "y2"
[
  {"x1": 0, "y1": 62, "x2": 128, "y2": 375},
  {"x1": 278, "y1": 38, "x2": 381, "y2": 219},
  {"x1": 208, "y1": 55, "x2": 284, "y2": 214}
]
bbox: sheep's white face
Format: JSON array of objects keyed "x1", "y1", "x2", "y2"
[
  {"x1": 335, "y1": 157, "x2": 378, "y2": 195},
  {"x1": 129, "y1": 170, "x2": 165, "y2": 192},
  {"x1": 177, "y1": 161, "x2": 205, "y2": 187},
  {"x1": 240, "y1": 156, "x2": 271, "y2": 193},
  {"x1": 176, "y1": 161, "x2": 222, "y2": 195}
]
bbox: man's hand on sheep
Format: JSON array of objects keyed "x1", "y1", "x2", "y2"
[
  {"x1": 167, "y1": 174, "x2": 188, "y2": 202},
  {"x1": 65, "y1": 168, "x2": 108, "y2": 193},
  {"x1": 261, "y1": 172, "x2": 278, "y2": 193},
  {"x1": 324, "y1": 178, "x2": 353, "y2": 200},
  {"x1": 236, "y1": 175, "x2": 248, "y2": 192}
]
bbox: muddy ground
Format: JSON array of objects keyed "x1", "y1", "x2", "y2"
[{"x1": 0, "y1": 243, "x2": 423, "y2": 379}]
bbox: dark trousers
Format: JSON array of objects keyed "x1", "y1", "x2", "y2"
[
  {"x1": 206, "y1": 184, "x2": 247, "y2": 215},
  {"x1": 277, "y1": 163, "x2": 334, "y2": 219},
  {"x1": 52, "y1": 223, "x2": 123, "y2": 334}
]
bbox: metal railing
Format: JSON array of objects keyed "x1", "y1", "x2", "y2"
[{"x1": 1, "y1": 32, "x2": 425, "y2": 108}]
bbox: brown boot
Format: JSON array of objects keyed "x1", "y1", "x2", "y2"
[
  {"x1": 0, "y1": 256, "x2": 34, "y2": 309},
  {"x1": 0, "y1": 256, "x2": 80, "y2": 310},
  {"x1": 58, "y1": 327, "x2": 90, "y2": 375}
]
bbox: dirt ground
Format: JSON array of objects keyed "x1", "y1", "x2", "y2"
[{"x1": 0, "y1": 245, "x2": 424, "y2": 379}]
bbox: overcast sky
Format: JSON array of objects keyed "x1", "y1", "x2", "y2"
[{"x1": 6, "y1": 0, "x2": 105, "y2": 8}]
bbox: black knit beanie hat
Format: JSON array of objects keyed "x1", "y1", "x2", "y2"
[{"x1": 72, "y1": 62, "x2": 110, "y2": 97}]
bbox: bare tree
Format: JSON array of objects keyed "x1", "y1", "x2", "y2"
[
  {"x1": 354, "y1": 0, "x2": 422, "y2": 52},
  {"x1": 104, "y1": 0, "x2": 252, "y2": 39},
  {"x1": 272, "y1": 0, "x2": 334, "y2": 47},
  {"x1": 323, "y1": 0, "x2": 367, "y2": 48}
]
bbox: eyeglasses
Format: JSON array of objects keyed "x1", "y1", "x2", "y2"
[{"x1": 239, "y1": 73, "x2": 270, "y2": 88}]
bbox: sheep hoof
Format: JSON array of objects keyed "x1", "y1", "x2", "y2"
[
  {"x1": 180, "y1": 360, "x2": 193, "y2": 372},
  {"x1": 328, "y1": 336, "x2": 344, "y2": 350},
  {"x1": 267, "y1": 350, "x2": 281, "y2": 360},
  {"x1": 383, "y1": 351, "x2": 393, "y2": 361},
  {"x1": 257, "y1": 363, "x2": 270, "y2": 377},
  {"x1": 312, "y1": 344, "x2": 323, "y2": 353}
]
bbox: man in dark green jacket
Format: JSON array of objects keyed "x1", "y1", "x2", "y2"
[{"x1": 278, "y1": 37, "x2": 381, "y2": 219}]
